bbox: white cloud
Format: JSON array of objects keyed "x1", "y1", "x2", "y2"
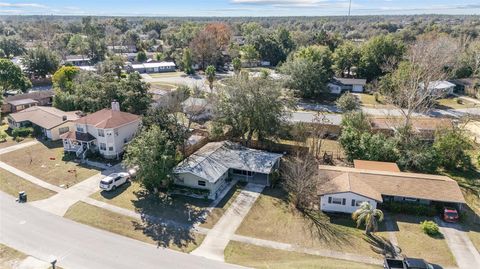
[{"x1": 0, "y1": 2, "x2": 46, "y2": 8}]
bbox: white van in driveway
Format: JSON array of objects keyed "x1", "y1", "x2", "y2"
[{"x1": 99, "y1": 172, "x2": 130, "y2": 191}]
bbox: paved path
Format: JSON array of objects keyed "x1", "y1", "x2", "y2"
[
  {"x1": 191, "y1": 183, "x2": 264, "y2": 262},
  {"x1": 0, "y1": 161, "x2": 64, "y2": 193},
  {"x1": 0, "y1": 192, "x2": 244, "y2": 269},
  {"x1": 0, "y1": 140, "x2": 39, "y2": 155},
  {"x1": 232, "y1": 234, "x2": 383, "y2": 265},
  {"x1": 30, "y1": 164, "x2": 122, "y2": 216},
  {"x1": 437, "y1": 219, "x2": 480, "y2": 269}
]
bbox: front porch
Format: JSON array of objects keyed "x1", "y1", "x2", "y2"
[{"x1": 61, "y1": 131, "x2": 97, "y2": 159}]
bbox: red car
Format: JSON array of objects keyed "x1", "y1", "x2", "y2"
[{"x1": 443, "y1": 207, "x2": 459, "y2": 223}]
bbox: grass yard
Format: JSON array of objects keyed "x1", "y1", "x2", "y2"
[
  {"x1": 0, "y1": 168, "x2": 56, "y2": 201},
  {"x1": 148, "y1": 71, "x2": 184, "y2": 78},
  {"x1": 235, "y1": 187, "x2": 382, "y2": 258},
  {"x1": 435, "y1": 97, "x2": 478, "y2": 109},
  {"x1": 90, "y1": 181, "x2": 212, "y2": 225},
  {"x1": 64, "y1": 201, "x2": 204, "y2": 253},
  {"x1": 200, "y1": 183, "x2": 244, "y2": 229},
  {"x1": 150, "y1": 82, "x2": 178, "y2": 91},
  {"x1": 0, "y1": 243, "x2": 27, "y2": 269},
  {"x1": 392, "y1": 214, "x2": 456, "y2": 267},
  {"x1": 357, "y1": 93, "x2": 391, "y2": 108},
  {"x1": 1, "y1": 141, "x2": 100, "y2": 187},
  {"x1": 0, "y1": 244, "x2": 62, "y2": 269},
  {"x1": 225, "y1": 241, "x2": 381, "y2": 269}
]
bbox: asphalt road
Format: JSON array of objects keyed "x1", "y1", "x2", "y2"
[{"x1": 0, "y1": 192, "x2": 245, "y2": 269}]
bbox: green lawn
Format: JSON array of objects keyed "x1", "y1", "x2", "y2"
[
  {"x1": 235, "y1": 187, "x2": 382, "y2": 258},
  {"x1": 225, "y1": 241, "x2": 382, "y2": 269},
  {"x1": 0, "y1": 168, "x2": 56, "y2": 201},
  {"x1": 90, "y1": 181, "x2": 212, "y2": 225},
  {"x1": 436, "y1": 97, "x2": 478, "y2": 109},
  {"x1": 64, "y1": 201, "x2": 204, "y2": 253},
  {"x1": 392, "y1": 214, "x2": 456, "y2": 267},
  {"x1": 148, "y1": 71, "x2": 184, "y2": 78},
  {"x1": 1, "y1": 141, "x2": 100, "y2": 187}
]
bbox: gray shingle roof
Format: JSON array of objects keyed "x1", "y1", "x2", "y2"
[{"x1": 174, "y1": 141, "x2": 283, "y2": 183}]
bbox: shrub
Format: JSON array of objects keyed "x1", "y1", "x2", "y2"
[
  {"x1": 374, "y1": 92, "x2": 380, "y2": 102},
  {"x1": 420, "y1": 220, "x2": 440, "y2": 236},
  {"x1": 12, "y1": 127, "x2": 33, "y2": 138},
  {"x1": 455, "y1": 98, "x2": 463, "y2": 104},
  {"x1": 0, "y1": 131, "x2": 7, "y2": 142},
  {"x1": 336, "y1": 92, "x2": 359, "y2": 112},
  {"x1": 14, "y1": 136, "x2": 24, "y2": 142},
  {"x1": 383, "y1": 202, "x2": 438, "y2": 217}
]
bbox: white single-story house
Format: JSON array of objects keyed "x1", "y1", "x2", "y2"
[
  {"x1": 64, "y1": 55, "x2": 91, "y2": 66},
  {"x1": 318, "y1": 162, "x2": 465, "y2": 214},
  {"x1": 420, "y1": 80, "x2": 456, "y2": 96},
  {"x1": 328, "y1": 77, "x2": 367, "y2": 94},
  {"x1": 128, "y1": 61, "x2": 176, "y2": 73},
  {"x1": 173, "y1": 141, "x2": 283, "y2": 200},
  {"x1": 8, "y1": 106, "x2": 80, "y2": 141}
]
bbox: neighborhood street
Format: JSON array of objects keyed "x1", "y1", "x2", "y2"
[{"x1": 0, "y1": 192, "x2": 245, "y2": 269}]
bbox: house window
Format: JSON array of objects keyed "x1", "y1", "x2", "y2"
[
  {"x1": 59, "y1": 127, "x2": 69, "y2": 135},
  {"x1": 198, "y1": 180, "x2": 206, "y2": 186},
  {"x1": 355, "y1": 201, "x2": 365, "y2": 206},
  {"x1": 76, "y1": 126, "x2": 84, "y2": 133},
  {"x1": 100, "y1": 143, "x2": 106, "y2": 150},
  {"x1": 177, "y1": 178, "x2": 184, "y2": 183},
  {"x1": 232, "y1": 169, "x2": 253, "y2": 176},
  {"x1": 98, "y1": 129, "x2": 105, "y2": 137},
  {"x1": 329, "y1": 197, "x2": 345, "y2": 205},
  {"x1": 351, "y1": 199, "x2": 356, "y2": 206},
  {"x1": 108, "y1": 146, "x2": 114, "y2": 151},
  {"x1": 403, "y1": 197, "x2": 418, "y2": 202}
]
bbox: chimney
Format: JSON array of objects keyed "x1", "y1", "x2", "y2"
[
  {"x1": 62, "y1": 115, "x2": 67, "y2": 121},
  {"x1": 111, "y1": 100, "x2": 120, "y2": 111}
]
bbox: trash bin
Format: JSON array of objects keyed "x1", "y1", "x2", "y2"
[{"x1": 18, "y1": 191, "x2": 27, "y2": 203}]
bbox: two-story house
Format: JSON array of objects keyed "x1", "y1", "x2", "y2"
[{"x1": 60, "y1": 102, "x2": 141, "y2": 159}]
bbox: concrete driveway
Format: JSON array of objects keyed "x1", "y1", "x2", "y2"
[{"x1": 436, "y1": 218, "x2": 480, "y2": 269}]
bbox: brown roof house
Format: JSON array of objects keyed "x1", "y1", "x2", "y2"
[
  {"x1": 2, "y1": 90, "x2": 55, "y2": 113},
  {"x1": 370, "y1": 117, "x2": 454, "y2": 140},
  {"x1": 7, "y1": 106, "x2": 80, "y2": 141},
  {"x1": 60, "y1": 101, "x2": 141, "y2": 159},
  {"x1": 317, "y1": 163, "x2": 465, "y2": 214}
]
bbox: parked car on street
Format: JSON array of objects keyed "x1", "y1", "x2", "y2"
[
  {"x1": 99, "y1": 172, "x2": 130, "y2": 191},
  {"x1": 384, "y1": 257, "x2": 435, "y2": 269},
  {"x1": 443, "y1": 207, "x2": 459, "y2": 223}
]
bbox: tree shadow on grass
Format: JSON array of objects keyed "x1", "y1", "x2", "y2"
[
  {"x1": 364, "y1": 233, "x2": 401, "y2": 258},
  {"x1": 301, "y1": 209, "x2": 355, "y2": 248},
  {"x1": 132, "y1": 188, "x2": 211, "y2": 226},
  {"x1": 131, "y1": 217, "x2": 199, "y2": 251},
  {"x1": 99, "y1": 181, "x2": 132, "y2": 199}
]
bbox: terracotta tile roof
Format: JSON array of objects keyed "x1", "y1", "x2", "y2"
[
  {"x1": 354, "y1": 160, "x2": 400, "y2": 172},
  {"x1": 75, "y1": 109, "x2": 141, "y2": 129},
  {"x1": 318, "y1": 165, "x2": 465, "y2": 204},
  {"x1": 9, "y1": 106, "x2": 80, "y2": 130}
]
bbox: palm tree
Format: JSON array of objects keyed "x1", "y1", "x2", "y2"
[
  {"x1": 352, "y1": 202, "x2": 384, "y2": 235},
  {"x1": 205, "y1": 65, "x2": 216, "y2": 91}
]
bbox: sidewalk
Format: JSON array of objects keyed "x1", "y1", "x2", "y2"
[
  {"x1": 191, "y1": 183, "x2": 264, "y2": 261},
  {"x1": 0, "y1": 140, "x2": 38, "y2": 156},
  {"x1": 30, "y1": 164, "x2": 122, "y2": 216},
  {"x1": 0, "y1": 161, "x2": 63, "y2": 193}
]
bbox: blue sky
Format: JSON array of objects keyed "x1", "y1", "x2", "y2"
[{"x1": 0, "y1": 0, "x2": 479, "y2": 16}]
